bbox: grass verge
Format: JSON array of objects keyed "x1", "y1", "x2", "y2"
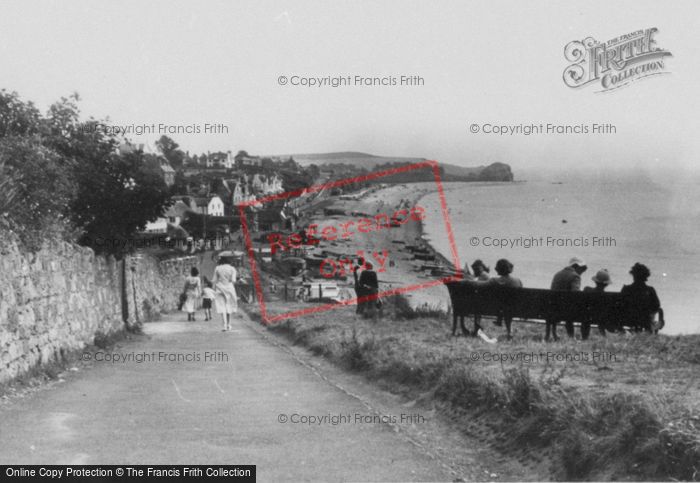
[{"x1": 245, "y1": 296, "x2": 700, "y2": 481}]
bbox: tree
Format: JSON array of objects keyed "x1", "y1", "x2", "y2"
[
  {"x1": 155, "y1": 135, "x2": 186, "y2": 169},
  {"x1": 0, "y1": 89, "x2": 42, "y2": 138},
  {"x1": 71, "y1": 149, "x2": 171, "y2": 254},
  {"x1": 0, "y1": 90, "x2": 172, "y2": 256}
]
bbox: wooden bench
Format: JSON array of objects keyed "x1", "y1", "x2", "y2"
[{"x1": 444, "y1": 281, "x2": 663, "y2": 339}]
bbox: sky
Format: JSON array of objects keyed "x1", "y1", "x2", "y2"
[{"x1": 1, "y1": 0, "x2": 699, "y2": 174}]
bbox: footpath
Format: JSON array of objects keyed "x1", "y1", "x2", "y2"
[{"x1": 0, "y1": 310, "x2": 461, "y2": 481}]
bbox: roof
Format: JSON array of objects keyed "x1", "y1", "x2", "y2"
[
  {"x1": 165, "y1": 200, "x2": 190, "y2": 217},
  {"x1": 256, "y1": 207, "x2": 285, "y2": 223}
]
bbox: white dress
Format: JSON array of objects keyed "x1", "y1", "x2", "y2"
[
  {"x1": 212, "y1": 264, "x2": 238, "y2": 314},
  {"x1": 182, "y1": 276, "x2": 201, "y2": 313}
]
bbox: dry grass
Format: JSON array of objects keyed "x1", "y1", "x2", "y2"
[{"x1": 246, "y1": 297, "x2": 700, "y2": 481}]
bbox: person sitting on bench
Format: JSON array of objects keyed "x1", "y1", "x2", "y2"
[
  {"x1": 621, "y1": 263, "x2": 661, "y2": 333},
  {"x1": 471, "y1": 259, "x2": 491, "y2": 282},
  {"x1": 583, "y1": 268, "x2": 612, "y2": 338},
  {"x1": 489, "y1": 258, "x2": 522, "y2": 338},
  {"x1": 548, "y1": 257, "x2": 587, "y2": 340}
]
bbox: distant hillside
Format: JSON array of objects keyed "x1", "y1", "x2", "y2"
[
  {"x1": 287, "y1": 152, "x2": 425, "y2": 171},
  {"x1": 273, "y1": 151, "x2": 514, "y2": 181}
]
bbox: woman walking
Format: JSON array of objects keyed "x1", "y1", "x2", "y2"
[
  {"x1": 182, "y1": 267, "x2": 201, "y2": 321},
  {"x1": 212, "y1": 253, "x2": 238, "y2": 331}
]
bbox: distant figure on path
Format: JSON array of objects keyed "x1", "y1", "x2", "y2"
[
  {"x1": 621, "y1": 263, "x2": 662, "y2": 333},
  {"x1": 202, "y1": 278, "x2": 215, "y2": 321},
  {"x1": 353, "y1": 257, "x2": 366, "y2": 315},
  {"x1": 489, "y1": 258, "x2": 522, "y2": 338},
  {"x1": 583, "y1": 268, "x2": 612, "y2": 338},
  {"x1": 547, "y1": 257, "x2": 587, "y2": 340},
  {"x1": 212, "y1": 255, "x2": 238, "y2": 331},
  {"x1": 358, "y1": 261, "x2": 379, "y2": 318},
  {"x1": 182, "y1": 267, "x2": 201, "y2": 322}
]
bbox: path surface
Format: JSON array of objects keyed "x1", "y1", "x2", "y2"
[{"x1": 0, "y1": 311, "x2": 460, "y2": 481}]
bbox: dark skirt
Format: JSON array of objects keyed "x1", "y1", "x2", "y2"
[{"x1": 202, "y1": 298, "x2": 212, "y2": 309}]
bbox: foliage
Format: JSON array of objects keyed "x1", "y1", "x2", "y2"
[
  {"x1": 0, "y1": 89, "x2": 171, "y2": 256},
  {"x1": 155, "y1": 135, "x2": 186, "y2": 170}
]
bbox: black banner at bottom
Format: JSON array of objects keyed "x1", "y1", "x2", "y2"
[{"x1": 2, "y1": 466, "x2": 255, "y2": 481}]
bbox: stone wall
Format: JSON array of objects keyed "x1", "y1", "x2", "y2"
[
  {"x1": 123, "y1": 253, "x2": 200, "y2": 325},
  {"x1": 0, "y1": 228, "x2": 201, "y2": 384},
  {"x1": 0, "y1": 232, "x2": 123, "y2": 383}
]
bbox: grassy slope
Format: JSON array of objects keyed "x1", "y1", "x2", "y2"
[{"x1": 245, "y1": 297, "x2": 700, "y2": 481}]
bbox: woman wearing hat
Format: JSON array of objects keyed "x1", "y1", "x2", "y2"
[
  {"x1": 212, "y1": 253, "x2": 238, "y2": 331},
  {"x1": 584, "y1": 269, "x2": 612, "y2": 337},
  {"x1": 488, "y1": 258, "x2": 522, "y2": 339},
  {"x1": 621, "y1": 263, "x2": 662, "y2": 333}
]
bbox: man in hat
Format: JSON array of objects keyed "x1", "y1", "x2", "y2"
[
  {"x1": 547, "y1": 257, "x2": 587, "y2": 340},
  {"x1": 584, "y1": 269, "x2": 612, "y2": 337}
]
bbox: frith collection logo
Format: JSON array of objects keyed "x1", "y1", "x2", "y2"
[{"x1": 563, "y1": 28, "x2": 672, "y2": 92}]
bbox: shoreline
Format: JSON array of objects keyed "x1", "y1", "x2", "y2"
[{"x1": 306, "y1": 182, "x2": 458, "y2": 311}]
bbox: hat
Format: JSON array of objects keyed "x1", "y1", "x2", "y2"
[
  {"x1": 591, "y1": 269, "x2": 612, "y2": 285},
  {"x1": 217, "y1": 250, "x2": 234, "y2": 259},
  {"x1": 568, "y1": 257, "x2": 587, "y2": 268},
  {"x1": 629, "y1": 262, "x2": 651, "y2": 281}
]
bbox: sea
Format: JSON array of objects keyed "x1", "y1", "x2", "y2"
[{"x1": 420, "y1": 176, "x2": 700, "y2": 335}]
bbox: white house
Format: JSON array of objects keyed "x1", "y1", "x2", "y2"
[
  {"x1": 144, "y1": 217, "x2": 168, "y2": 234},
  {"x1": 207, "y1": 195, "x2": 225, "y2": 216},
  {"x1": 251, "y1": 173, "x2": 284, "y2": 195}
]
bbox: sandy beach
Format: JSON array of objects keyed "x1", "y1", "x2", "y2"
[{"x1": 301, "y1": 182, "x2": 454, "y2": 311}]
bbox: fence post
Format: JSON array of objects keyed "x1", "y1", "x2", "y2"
[{"x1": 319, "y1": 283, "x2": 322, "y2": 299}]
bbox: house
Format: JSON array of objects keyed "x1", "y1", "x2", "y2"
[
  {"x1": 208, "y1": 195, "x2": 225, "y2": 216},
  {"x1": 165, "y1": 200, "x2": 190, "y2": 226},
  {"x1": 192, "y1": 195, "x2": 225, "y2": 217},
  {"x1": 235, "y1": 151, "x2": 263, "y2": 169},
  {"x1": 170, "y1": 196, "x2": 198, "y2": 212},
  {"x1": 251, "y1": 201, "x2": 294, "y2": 232},
  {"x1": 143, "y1": 217, "x2": 168, "y2": 234},
  {"x1": 251, "y1": 173, "x2": 284, "y2": 195},
  {"x1": 205, "y1": 151, "x2": 234, "y2": 169},
  {"x1": 160, "y1": 162, "x2": 176, "y2": 186}
]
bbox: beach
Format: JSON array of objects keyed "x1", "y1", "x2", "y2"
[{"x1": 301, "y1": 182, "x2": 455, "y2": 311}]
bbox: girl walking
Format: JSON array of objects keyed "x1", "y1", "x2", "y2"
[{"x1": 202, "y1": 278, "x2": 215, "y2": 321}]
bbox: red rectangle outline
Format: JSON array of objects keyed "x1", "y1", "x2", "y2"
[{"x1": 238, "y1": 160, "x2": 462, "y2": 324}]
